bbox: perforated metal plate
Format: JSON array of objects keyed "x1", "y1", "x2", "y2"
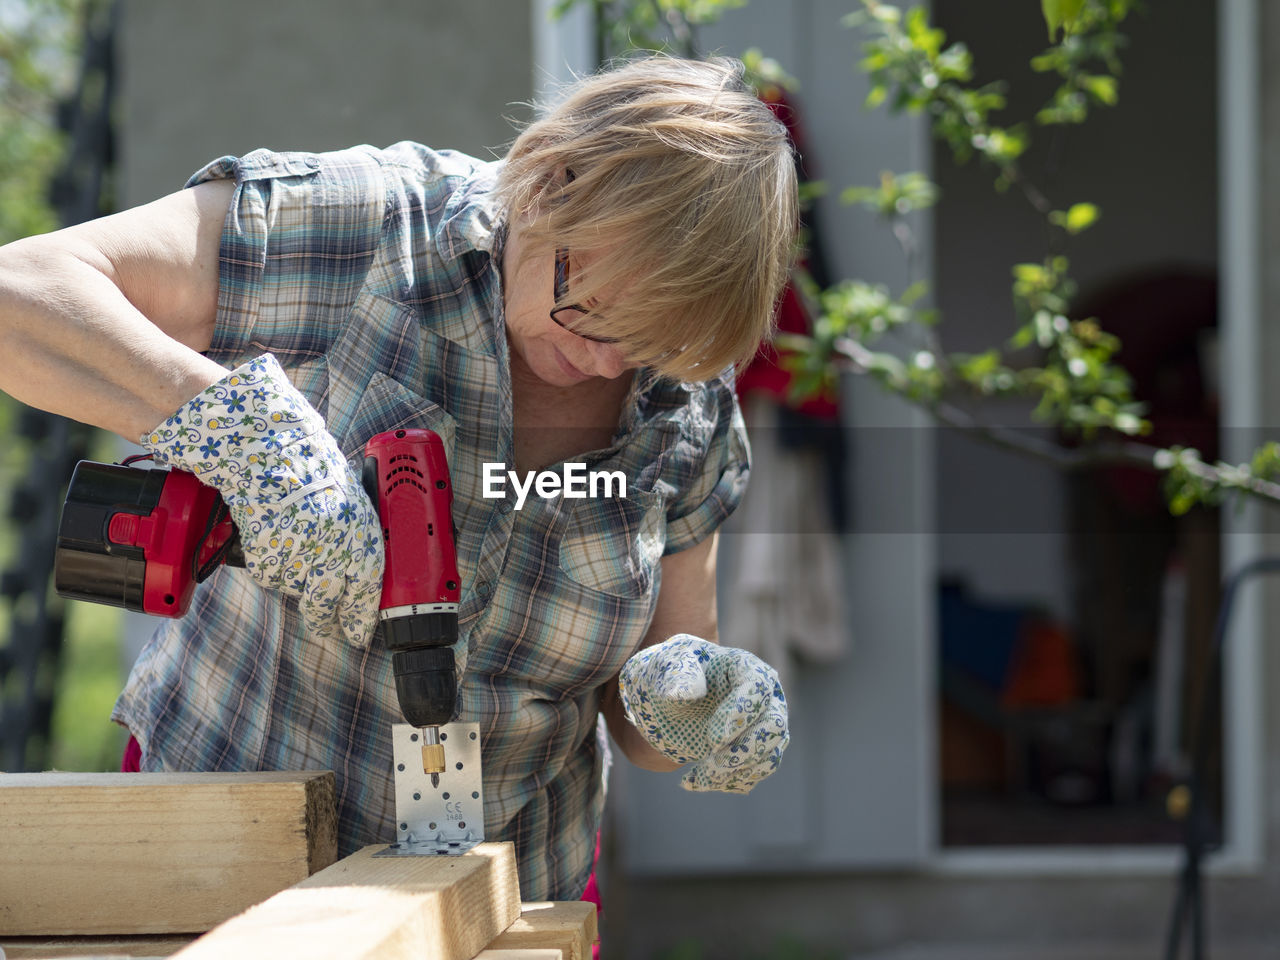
[{"x1": 374, "y1": 721, "x2": 485, "y2": 857}]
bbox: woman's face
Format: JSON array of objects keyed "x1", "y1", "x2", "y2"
[{"x1": 501, "y1": 223, "x2": 635, "y2": 388}]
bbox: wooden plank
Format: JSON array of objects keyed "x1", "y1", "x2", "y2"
[
  {"x1": 481, "y1": 902, "x2": 597, "y2": 960},
  {"x1": 0, "y1": 934, "x2": 195, "y2": 959},
  {"x1": 0, "y1": 901, "x2": 591, "y2": 960},
  {"x1": 168, "y1": 843, "x2": 521, "y2": 960},
  {"x1": 0, "y1": 771, "x2": 337, "y2": 936}
]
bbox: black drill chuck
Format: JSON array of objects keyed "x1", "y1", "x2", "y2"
[{"x1": 381, "y1": 613, "x2": 457, "y2": 729}]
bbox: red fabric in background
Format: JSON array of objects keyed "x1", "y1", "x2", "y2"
[
  {"x1": 121, "y1": 734, "x2": 142, "y2": 772},
  {"x1": 122, "y1": 735, "x2": 602, "y2": 956},
  {"x1": 737, "y1": 86, "x2": 839, "y2": 420},
  {"x1": 581, "y1": 835, "x2": 603, "y2": 959}
]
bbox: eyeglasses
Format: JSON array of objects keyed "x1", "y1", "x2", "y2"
[{"x1": 551, "y1": 247, "x2": 622, "y2": 345}]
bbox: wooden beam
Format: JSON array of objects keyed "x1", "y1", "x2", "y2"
[
  {"x1": 169, "y1": 843, "x2": 521, "y2": 960},
  {"x1": 480, "y1": 902, "x2": 598, "y2": 960},
  {"x1": 0, "y1": 771, "x2": 337, "y2": 936},
  {"x1": 0, "y1": 901, "x2": 595, "y2": 960},
  {"x1": 2, "y1": 900, "x2": 594, "y2": 960}
]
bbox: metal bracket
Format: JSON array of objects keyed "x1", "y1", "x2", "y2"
[{"x1": 374, "y1": 721, "x2": 485, "y2": 858}]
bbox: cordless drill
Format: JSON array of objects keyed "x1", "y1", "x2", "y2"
[{"x1": 53, "y1": 428, "x2": 461, "y2": 780}]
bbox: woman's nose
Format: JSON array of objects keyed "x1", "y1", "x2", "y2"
[{"x1": 589, "y1": 341, "x2": 630, "y2": 379}]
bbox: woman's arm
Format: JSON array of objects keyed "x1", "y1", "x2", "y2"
[
  {"x1": 601, "y1": 531, "x2": 720, "y2": 771},
  {"x1": 0, "y1": 179, "x2": 234, "y2": 440}
]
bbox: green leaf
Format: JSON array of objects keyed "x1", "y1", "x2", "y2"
[
  {"x1": 1049, "y1": 202, "x2": 1101, "y2": 234},
  {"x1": 1079, "y1": 74, "x2": 1119, "y2": 105},
  {"x1": 797, "y1": 180, "x2": 828, "y2": 205},
  {"x1": 1251, "y1": 441, "x2": 1280, "y2": 479},
  {"x1": 868, "y1": 3, "x2": 902, "y2": 26},
  {"x1": 1030, "y1": 52, "x2": 1061, "y2": 74},
  {"x1": 1041, "y1": 0, "x2": 1086, "y2": 41},
  {"x1": 864, "y1": 350, "x2": 907, "y2": 385},
  {"x1": 900, "y1": 280, "x2": 929, "y2": 305},
  {"x1": 1013, "y1": 263, "x2": 1047, "y2": 286},
  {"x1": 1010, "y1": 324, "x2": 1036, "y2": 350},
  {"x1": 905, "y1": 6, "x2": 945, "y2": 59},
  {"x1": 840, "y1": 185, "x2": 879, "y2": 207},
  {"x1": 548, "y1": 0, "x2": 579, "y2": 20},
  {"x1": 1113, "y1": 413, "x2": 1145, "y2": 435},
  {"x1": 742, "y1": 47, "x2": 798, "y2": 92},
  {"x1": 1065, "y1": 202, "x2": 1100, "y2": 232}
]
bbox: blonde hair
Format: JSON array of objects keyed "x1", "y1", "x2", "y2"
[{"x1": 497, "y1": 55, "x2": 798, "y2": 382}]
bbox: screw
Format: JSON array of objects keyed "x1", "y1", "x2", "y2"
[
  {"x1": 472, "y1": 791, "x2": 479, "y2": 799},
  {"x1": 429, "y1": 822, "x2": 437, "y2": 830},
  {"x1": 397, "y1": 763, "x2": 405, "y2": 772},
  {"x1": 456, "y1": 762, "x2": 464, "y2": 770},
  {"x1": 410, "y1": 732, "x2": 419, "y2": 742},
  {"x1": 469, "y1": 732, "x2": 477, "y2": 740},
  {"x1": 400, "y1": 822, "x2": 407, "y2": 831},
  {"x1": 413, "y1": 792, "x2": 421, "y2": 801},
  {"x1": 443, "y1": 792, "x2": 451, "y2": 800},
  {"x1": 440, "y1": 732, "x2": 448, "y2": 741}
]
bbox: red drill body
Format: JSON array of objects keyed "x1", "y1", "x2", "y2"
[
  {"x1": 361, "y1": 429, "x2": 460, "y2": 628},
  {"x1": 361, "y1": 429, "x2": 461, "y2": 775},
  {"x1": 54, "y1": 428, "x2": 461, "y2": 759}
]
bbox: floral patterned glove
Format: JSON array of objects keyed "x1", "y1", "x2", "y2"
[
  {"x1": 141, "y1": 354, "x2": 384, "y2": 647},
  {"x1": 618, "y1": 634, "x2": 790, "y2": 794}
]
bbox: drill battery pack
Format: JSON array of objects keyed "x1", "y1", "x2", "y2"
[{"x1": 54, "y1": 459, "x2": 240, "y2": 617}]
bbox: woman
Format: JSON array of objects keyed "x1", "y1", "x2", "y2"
[{"x1": 0, "y1": 55, "x2": 795, "y2": 901}]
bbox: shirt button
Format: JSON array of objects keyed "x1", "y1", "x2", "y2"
[{"x1": 476, "y1": 580, "x2": 491, "y2": 596}]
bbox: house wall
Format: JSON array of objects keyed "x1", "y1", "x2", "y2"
[{"x1": 118, "y1": 0, "x2": 531, "y2": 206}]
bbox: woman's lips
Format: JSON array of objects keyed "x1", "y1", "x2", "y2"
[{"x1": 553, "y1": 347, "x2": 593, "y2": 382}]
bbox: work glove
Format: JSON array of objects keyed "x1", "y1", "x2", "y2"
[
  {"x1": 141, "y1": 353, "x2": 384, "y2": 647},
  {"x1": 618, "y1": 634, "x2": 790, "y2": 794}
]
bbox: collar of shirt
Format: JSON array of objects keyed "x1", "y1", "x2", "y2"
[{"x1": 435, "y1": 158, "x2": 504, "y2": 263}]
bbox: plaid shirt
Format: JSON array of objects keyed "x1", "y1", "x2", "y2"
[{"x1": 112, "y1": 143, "x2": 749, "y2": 900}]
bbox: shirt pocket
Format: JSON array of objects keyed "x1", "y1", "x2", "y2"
[
  {"x1": 557, "y1": 488, "x2": 665, "y2": 599},
  {"x1": 339, "y1": 371, "x2": 457, "y2": 465}
]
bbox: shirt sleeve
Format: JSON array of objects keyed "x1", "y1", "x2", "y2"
[
  {"x1": 662, "y1": 374, "x2": 752, "y2": 555},
  {"x1": 185, "y1": 146, "x2": 388, "y2": 368}
]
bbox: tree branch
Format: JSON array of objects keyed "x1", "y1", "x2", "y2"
[{"x1": 827, "y1": 335, "x2": 1280, "y2": 504}]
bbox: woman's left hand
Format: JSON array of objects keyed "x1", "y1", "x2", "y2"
[{"x1": 618, "y1": 634, "x2": 790, "y2": 793}]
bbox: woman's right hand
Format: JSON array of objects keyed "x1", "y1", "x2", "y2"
[{"x1": 143, "y1": 353, "x2": 385, "y2": 648}]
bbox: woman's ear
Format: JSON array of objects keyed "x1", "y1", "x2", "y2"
[{"x1": 513, "y1": 166, "x2": 569, "y2": 222}]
